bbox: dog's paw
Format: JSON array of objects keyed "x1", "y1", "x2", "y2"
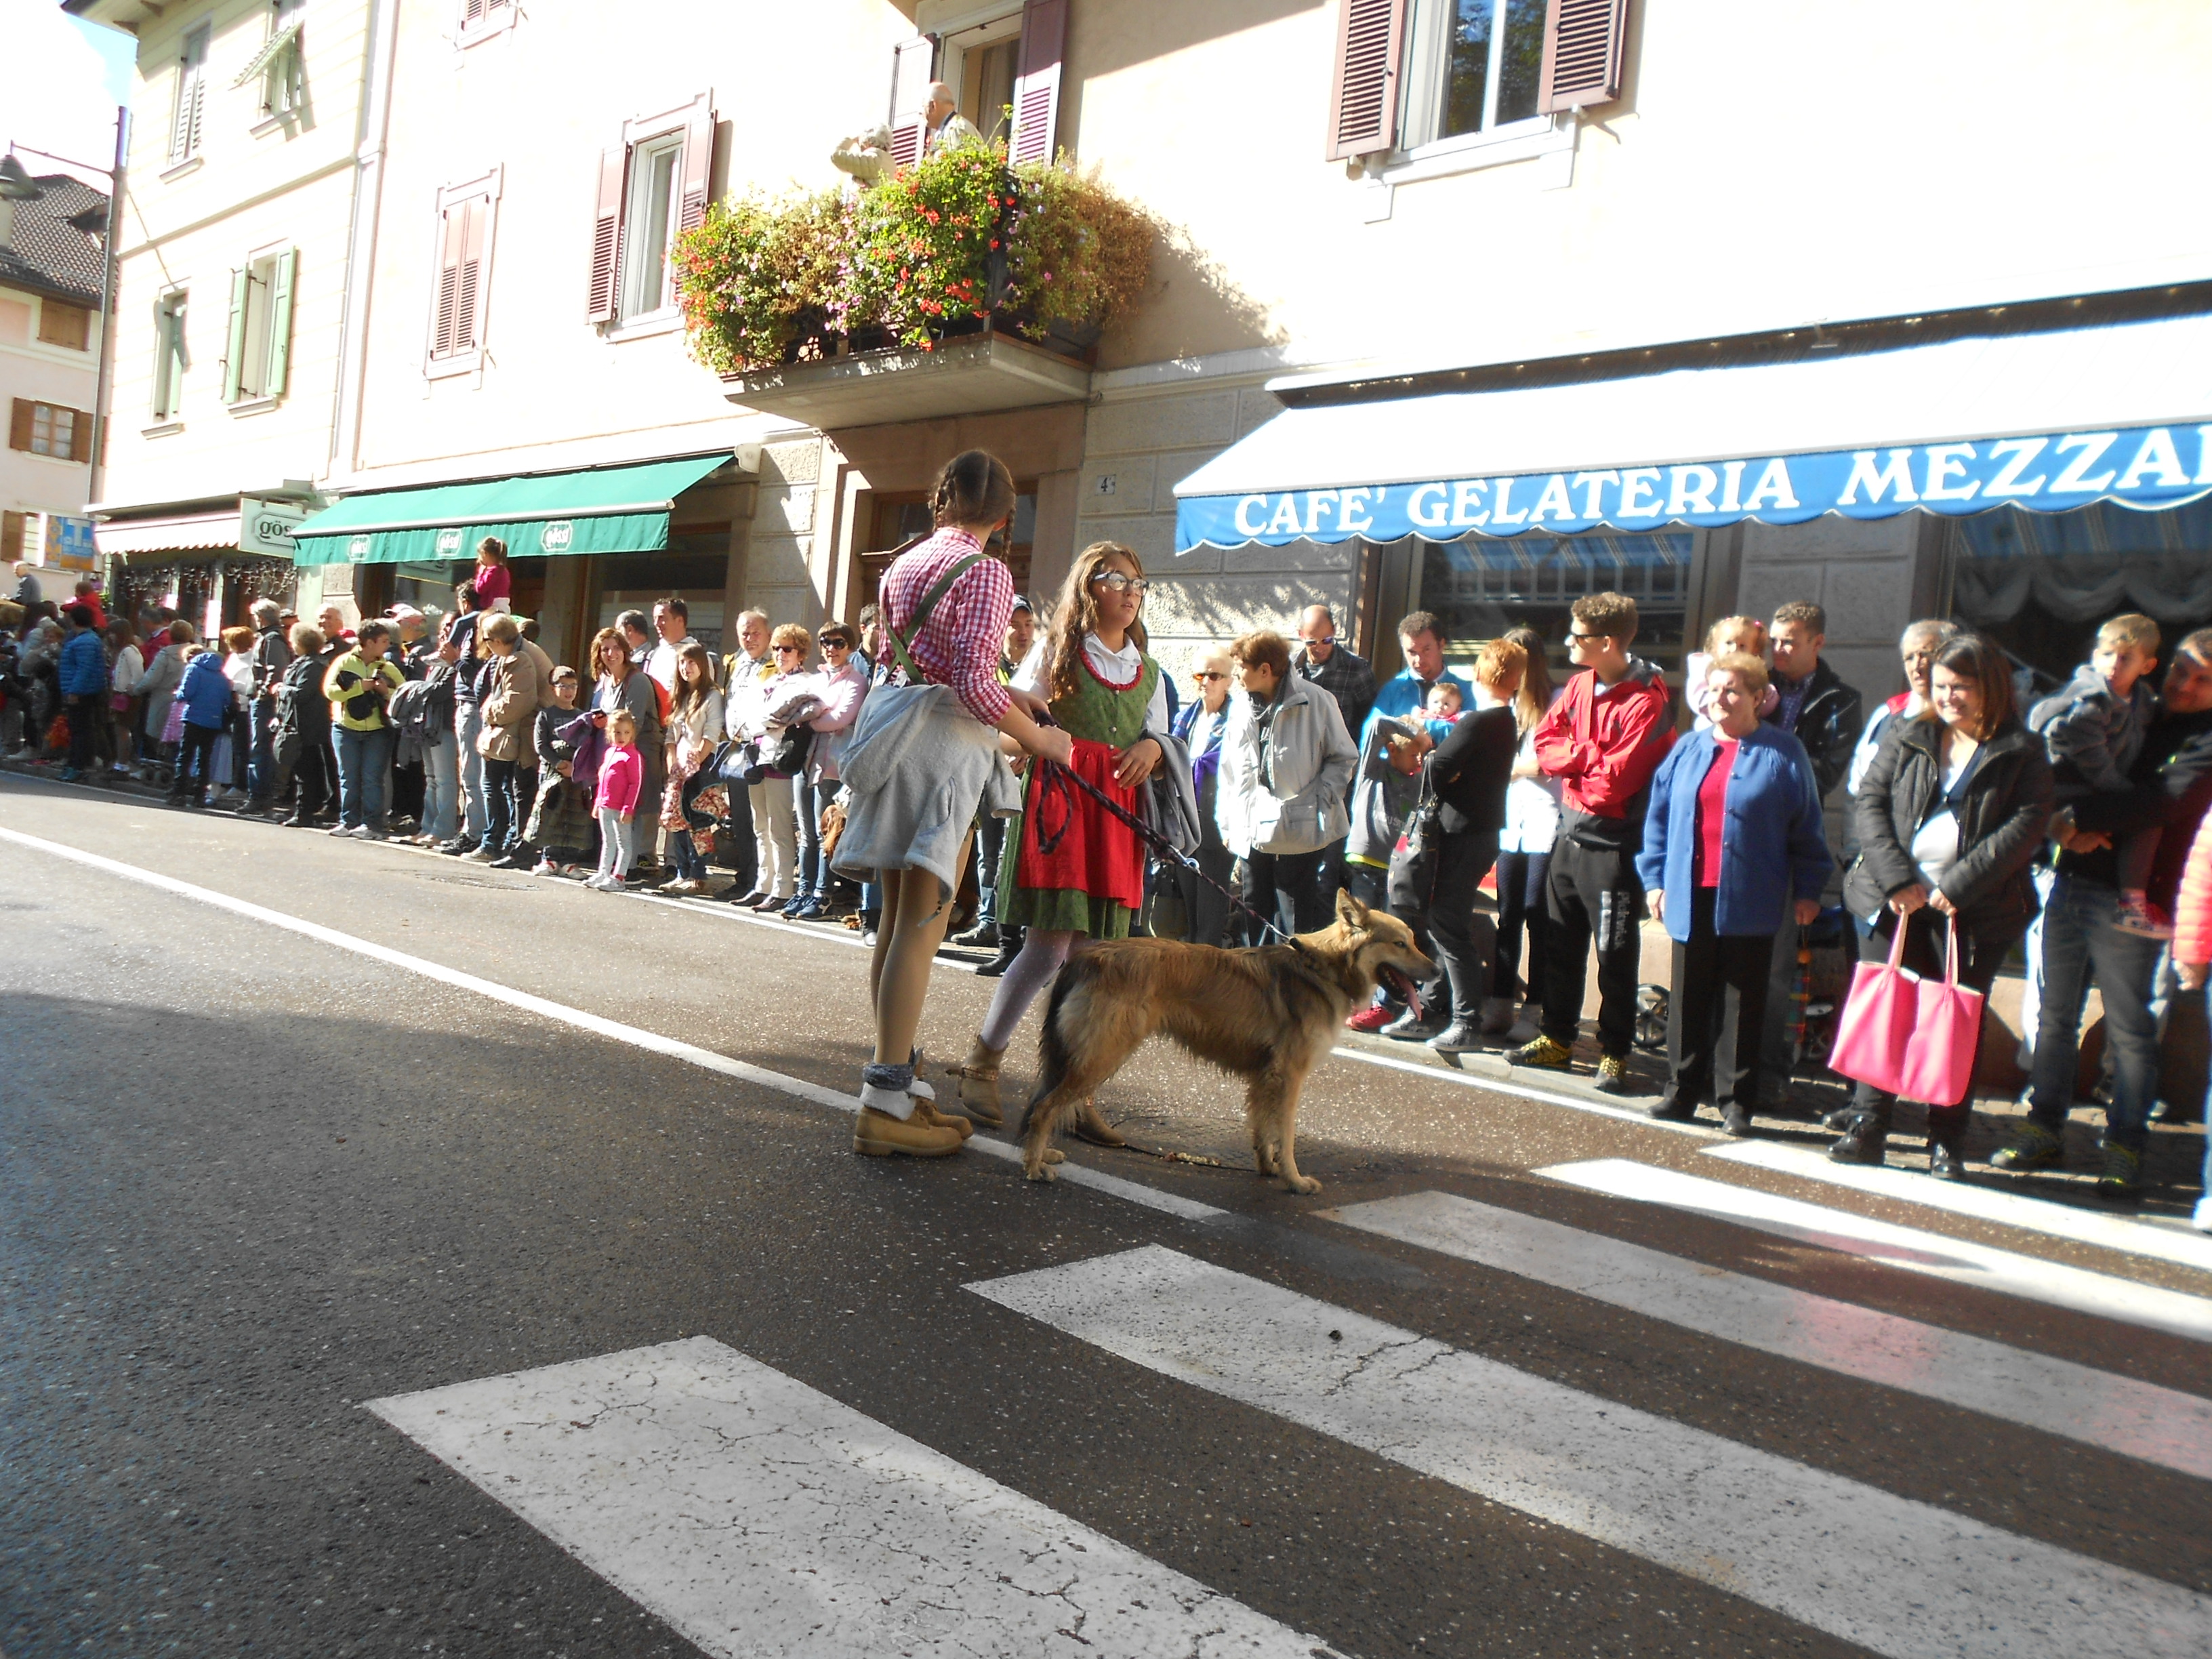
[
  {"x1": 1023, "y1": 1161, "x2": 1059, "y2": 1183},
  {"x1": 1043, "y1": 1148, "x2": 1065, "y2": 1164},
  {"x1": 1284, "y1": 1173, "x2": 1322, "y2": 1195}
]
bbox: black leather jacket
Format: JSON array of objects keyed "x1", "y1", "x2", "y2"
[
  {"x1": 1845, "y1": 716, "x2": 2053, "y2": 941},
  {"x1": 1766, "y1": 658, "x2": 1865, "y2": 800}
]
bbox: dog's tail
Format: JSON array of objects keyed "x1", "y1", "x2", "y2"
[{"x1": 1016, "y1": 950, "x2": 1092, "y2": 1137}]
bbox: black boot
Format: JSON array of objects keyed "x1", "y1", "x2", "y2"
[
  {"x1": 1828, "y1": 1109, "x2": 1890, "y2": 1165},
  {"x1": 1925, "y1": 1139, "x2": 1967, "y2": 1181},
  {"x1": 975, "y1": 928, "x2": 1022, "y2": 978}
]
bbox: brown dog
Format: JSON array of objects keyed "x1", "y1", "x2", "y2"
[{"x1": 1017, "y1": 890, "x2": 1434, "y2": 1192}]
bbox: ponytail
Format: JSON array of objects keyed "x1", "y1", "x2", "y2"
[{"x1": 930, "y1": 449, "x2": 1017, "y2": 531}]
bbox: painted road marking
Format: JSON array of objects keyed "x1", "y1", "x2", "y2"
[
  {"x1": 1538, "y1": 1158, "x2": 2212, "y2": 1343},
  {"x1": 0, "y1": 825, "x2": 1224, "y2": 1225},
  {"x1": 1327, "y1": 1189, "x2": 2212, "y2": 1477},
  {"x1": 368, "y1": 1336, "x2": 1328, "y2": 1658},
  {"x1": 1704, "y1": 1137, "x2": 2212, "y2": 1274},
  {"x1": 969, "y1": 1246, "x2": 2212, "y2": 1659}
]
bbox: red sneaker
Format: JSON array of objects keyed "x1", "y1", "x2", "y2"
[{"x1": 1346, "y1": 1002, "x2": 1397, "y2": 1033}]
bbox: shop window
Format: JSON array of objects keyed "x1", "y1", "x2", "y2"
[
  {"x1": 1418, "y1": 529, "x2": 1689, "y2": 680},
  {"x1": 1952, "y1": 500, "x2": 2212, "y2": 702},
  {"x1": 859, "y1": 491, "x2": 1034, "y2": 613},
  {"x1": 9, "y1": 398, "x2": 91, "y2": 462},
  {"x1": 169, "y1": 20, "x2": 211, "y2": 165},
  {"x1": 37, "y1": 300, "x2": 91, "y2": 351},
  {"x1": 152, "y1": 290, "x2": 189, "y2": 419},
  {"x1": 588, "y1": 94, "x2": 715, "y2": 327},
  {"x1": 222, "y1": 248, "x2": 298, "y2": 403},
  {"x1": 596, "y1": 531, "x2": 730, "y2": 653}
]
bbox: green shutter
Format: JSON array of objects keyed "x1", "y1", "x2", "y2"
[
  {"x1": 222, "y1": 266, "x2": 250, "y2": 403},
  {"x1": 266, "y1": 249, "x2": 296, "y2": 398}
]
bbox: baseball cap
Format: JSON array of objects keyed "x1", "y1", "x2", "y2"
[{"x1": 385, "y1": 602, "x2": 424, "y2": 621}]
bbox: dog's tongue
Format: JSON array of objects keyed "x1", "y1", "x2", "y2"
[{"x1": 1393, "y1": 968, "x2": 1423, "y2": 1023}]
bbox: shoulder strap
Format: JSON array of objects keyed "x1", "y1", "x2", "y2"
[{"x1": 884, "y1": 550, "x2": 987, "y2": 682}]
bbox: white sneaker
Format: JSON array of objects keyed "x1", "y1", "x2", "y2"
[
  {"x1": 327, "y1": 822, "x2": 354, "y2": 836},
  {"x1": 2194, "y1": 1195, "x2": 2212, "y2": 1235},
  {"x1": 531, "y1": 859, "x2": 558, "y2": 876},
  {"x1": 352, "y1": 825, "x2": 385, "y2": 841}
]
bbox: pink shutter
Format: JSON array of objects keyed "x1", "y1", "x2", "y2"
[
  {"x1": 1539, "y1": 0, "x2": 1629, "y2": 112},
  {"x1": 433, "y1": 202, "x2": 462, "y2": 357},
  {"x1": 453, "y1": 198, "x2": 487, "y2": 352},
  {"x1": 462, "y1": 0, "x2": 485, "y2": 24},
  {"x1": 1008, "y1": 0, "x2": 1067, "y2": 165},
  {"x1": 586, "y1": 145, "x2": 627, "y2": 323},
  {"x1": 678, "y1": 96, "x2": 716, "y2": 234},
  {"x1": 886, "y1": 35, "x2": 935, "y2": 169},
  {"x1": 1324, "y1": 0, "x2": 1405, "y2": 161}
]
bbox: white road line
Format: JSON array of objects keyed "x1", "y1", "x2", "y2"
[
  {"x1": 1538, "y1": 1158, "x2": 2212, "y2": 1343},
  {"x1": 969, "y1": 1246, "x2": 2212, "y2": 1659},
  {"x1": 0, "y1": 824, "x2": 1222, "y2": 1225},
  {"x1": 1704, "y1": 1137, "x2": 2212, "y2": 1274},
  {"x1": 1328, "y1": 1043, "x2": 1721, "y2": 1138},
  {"x1": 367, "y1": 1336, "x2": 1328, "y2": 1659},
  {"x1": 1326, "y1": 1189, "x2": 2212, "y2": 1477}
]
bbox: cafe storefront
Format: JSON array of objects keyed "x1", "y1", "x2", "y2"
[{"x1": 1174, "y1": 310, "x2": 2212, "y2": 703}]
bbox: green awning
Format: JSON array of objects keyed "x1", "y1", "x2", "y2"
[{"x1": 290, "y1": 455, "x2": 729, "y2": 567}]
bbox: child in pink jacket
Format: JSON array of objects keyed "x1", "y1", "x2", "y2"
[
  {"x1": 2169, "y1": 809, "x2": 2212, "y2": 1231},
  {"x1": 590, "y1": 709, "x2": 643, "y2": 891}
]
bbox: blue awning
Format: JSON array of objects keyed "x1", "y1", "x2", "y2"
[{"x1": 1174, "y1": 313, "x2": 2212, "y2": 552}]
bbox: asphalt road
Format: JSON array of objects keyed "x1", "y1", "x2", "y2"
[{"x1": 2, "y1": 773, "x2": 2208, "y2": 1659}]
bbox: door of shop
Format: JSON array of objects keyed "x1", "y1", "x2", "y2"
[{"x1": 861, "y1": 489, "x2": 1035, "y2": 612}]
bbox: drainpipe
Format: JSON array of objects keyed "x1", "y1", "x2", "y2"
[
  {"x1": 87, "y1": 107, "x2": 128, "y2": 523},
  {"x1": 328, "y1": 0, "x2": 401, "y2": 484}
]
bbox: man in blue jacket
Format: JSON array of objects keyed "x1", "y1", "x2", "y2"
[{"x1": 56, "y1": 605, "x2": 108, "y2": 781}]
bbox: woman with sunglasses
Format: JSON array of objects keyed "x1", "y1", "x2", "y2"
[
  {"x1": 1166, "y1": 647, "x2": 1238, "y2": 947},
  {"x1": 785, "y1": 621, "x2": 870, "y2": 918},
  {"x1": 726, "y1": 625, "x2": 814, "y2": 909},
  {"x1": 951, "y1": 540, "x2": 1168, "y2": 1133}
]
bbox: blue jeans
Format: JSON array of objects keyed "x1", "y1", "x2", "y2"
[
  {"x1": 796, "y1": 778, "x2": 843, "y2": 896},
  {"x1": 455, "y1": 701, "x2": 486, "y2": 840},
  {"x1": 2026, "y1": 875, "x2": 2164, "y2": 1152},
  {"x1": 334, "y1": 726, "x2": 396, "y2": 830},
  {"x1": 420, "y1": 732, "x2": 458, "y2": 842},
  {"x1": 670, "y1": 830, "x2": 706, "y2": 880}
]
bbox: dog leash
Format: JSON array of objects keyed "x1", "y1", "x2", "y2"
[{"x1": 1026, "y1": 740, "x2": 1308, "y2": 953}]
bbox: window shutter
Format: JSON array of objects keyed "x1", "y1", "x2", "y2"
[
  {"x1": 678, "y1": 97, "x2": 716, "y2": 235},
  {"x1": 1539, "y1": 0, "x2": 1628, "y2": 112},
  {"x1": 434, "y1": 203, "x2": 461, "y2": 357},
  {"x1": 886, "y1": 35, "x2": 936, "y2": 170},
  {"x1": 454, "y1": 198, "x2": 486, "y2": 351},
  {"x1": 171, "y1": 35, "x2": 206, "y2": 161},
  {"x1": 71, "y1": 409, "x2": 94, "y2": 462},
  {"x1": 266, "y1": 249, "x2": 297, "y2": 396},
  {"x1": 222, "y1": 266, "x2": 250, "y2": 403},
  {"x1": 1324, "y1": 0, "x2": 1405, "y2": 161},
  {"x1": 586, "y1": 146, "x2": 627, "y2": 323},
  {"x1": 7, "y1": 399, "x2": 31, "y2": 452},
  {"x1": 1008, "y1": 0, "x2": 1067, "y2": 165},
  {"x1": 462, "y1": 0, "x2": 486, "y2": 24}
]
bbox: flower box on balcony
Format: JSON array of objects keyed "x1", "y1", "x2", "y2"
[{"x1": 720, "y1": 321, "x2": 1092, "y2": 429}]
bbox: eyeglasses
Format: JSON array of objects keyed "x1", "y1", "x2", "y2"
[
  {"x1": 1300, "y1": 634, "x2": 1336, "y2": 647},
  {"x1": 1568, "y1": 630, "x2": 1610, "y2": 642},
  {"x1": 819, "y1": 639, "x2": 850, "y2": 650},
  {"x1": 774, "y1": 644, "x2": 806, "y2": 655},
  {"x1": 1197, "y1": 671, "x2": 1228, "y2": 681},
  {"x1": 1090, "y1": 572, "x2": 1149, "y2": 597}
]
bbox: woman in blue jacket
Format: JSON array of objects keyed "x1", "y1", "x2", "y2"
[
  {"x1": 1635, "y1": 653, "x2": 1832, "y2": 1134},
  {"x1": 167, "y1": 645, "x2": 234, "y2": 808}
]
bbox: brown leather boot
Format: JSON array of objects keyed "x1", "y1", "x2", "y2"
[
  {"x1": 950, "y1": 1036, "x2": 1006, "y2": 1128},
  {"x1": 911, "y1": 1098, "x2": 973, "y2": 1141},
  {"x1": 853, "y1": 1106, "x2": 964, "y2": 1158},
  {"x1": 1071, "y1": 1096, "x2": 1125, "y2": 1147}
]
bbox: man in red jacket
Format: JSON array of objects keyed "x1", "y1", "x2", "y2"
[{"x1": 1511, "y1": 592, "x2": 1675, "y2": 1092}]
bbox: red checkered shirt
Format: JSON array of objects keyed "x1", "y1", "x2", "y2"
[{"x1": 879, "y1": 527, "x2": 1015, "y2": 726}]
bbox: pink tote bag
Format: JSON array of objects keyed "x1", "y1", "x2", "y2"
[{"x1": 1828, "y1": 915, "x2": 1984, "y2": 1106}]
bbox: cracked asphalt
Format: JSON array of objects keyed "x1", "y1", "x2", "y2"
[{"x1": 2, "y1": 774, "x2": 2207, "y2": 1658}]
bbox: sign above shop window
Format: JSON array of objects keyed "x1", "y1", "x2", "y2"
[
  {"x1": 239, "y1": 496, "x2": 306, "y2": 557},
  {"x1": 1178, "y1": 422, "x2": 2212, "y2": 552}
]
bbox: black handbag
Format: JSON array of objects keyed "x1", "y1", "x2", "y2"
[
  {"x1": 1387, "y1": 767, "x2": 1443, "y2": 916},
  {"x1": 742, "y1": 722, "x2": 813, "y2": 783}
]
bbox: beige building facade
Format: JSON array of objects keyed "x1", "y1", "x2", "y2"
[
  {"x1": 76, "y1": 0, "x2": 2212, "y2": 701},
  {"x1": 1, "y1": 167, "x2": 106, "y2": 582}
]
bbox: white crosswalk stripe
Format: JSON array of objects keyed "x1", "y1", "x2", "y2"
[
  {"x1": 1326, "y1": 1188, "x2": 2212, "y2": 1477},
  {"x1": 1704, "y1": 1139, "x2": 2212, "y2": 1273},
  {"x1": 367, "y1": 1337, "x2": 1331, "y2": 1659},
  {"x1": 968, "y1": 1244, "x2": 2212, "y2": 1659},
  {"x1": 1538, "y1": 1158, "x2": 2212, "y2": 1341}
]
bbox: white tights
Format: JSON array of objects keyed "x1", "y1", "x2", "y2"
[{"x1": 979, "y1": 928, "x2": 1078, "y2": 1050}]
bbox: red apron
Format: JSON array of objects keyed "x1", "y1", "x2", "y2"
[{"x1": 1014, "y1": 737, "x2": 1147, "y2": 911}]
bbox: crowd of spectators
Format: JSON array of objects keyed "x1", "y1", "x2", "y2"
[{"x1": 5, "y1": 537, "x2": 2207, "y2": 1224}]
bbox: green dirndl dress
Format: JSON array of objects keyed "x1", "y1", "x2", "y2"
[{"x1": 998, "y1": 650, "x2": 1160, "y2": 939}]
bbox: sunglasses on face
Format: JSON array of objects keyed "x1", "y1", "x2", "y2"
[
  {"x1": 1090, "y1": 572, "x2": 1149, "y2": 597},
  {"x1": 819, "y1": 639, "x2": 849, "y2": 651},
  {"x1": 1197, "y1": 670, "x2": 1228, "y2": 681},
  {"x1": 775, "y1": 644, "x2": 806, "y2": 655},
  {"x1": 1568, "y1": 630, "x2": 1610, "y2": 642}
]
